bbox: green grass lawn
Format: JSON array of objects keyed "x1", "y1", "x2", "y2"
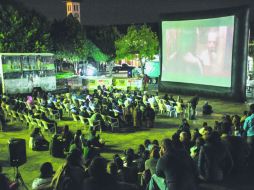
[{"x1": 0, "y1": 96, "x2": 249, "y2": 189}]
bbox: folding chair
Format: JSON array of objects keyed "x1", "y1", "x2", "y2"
[
  {"x1": 48, "y1": 108, "x2": 60, "y2": 120},
  {"x1": 17, "y1": 112, "x2": 25, "y2": 125},
  {"x1": 41, "y1": 120, "x2": 55, "y2": 134},
  {"x1": 79, "y1": 115, "x2": 90, "y2": 130},
  {"x1": 72, "y1": 113, "x2": 79, "y2": 122},
  {"x1": 106, "y1": 116, "x2": 119, "y2": 132},
  {"x1": 28, "y1": 115, "x2": 38, "y2": 129}
]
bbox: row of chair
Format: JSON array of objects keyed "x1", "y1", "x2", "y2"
[
  {"x1": 1, "y1": 103, "x2": 55, "y2": 133},
  {"x1": 71, "y1": 113, "x2": 120, "y2": 132}
]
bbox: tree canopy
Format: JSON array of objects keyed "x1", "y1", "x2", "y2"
[
  {"x1": 86, "y1": 26, "x2": 121, "y2": 59},
  {"x1": 51, "y1": 15, "x2": 109, "y2": 64},
  {"x1": 0, "y1": 0, "x2": 51, "y2": 52},
  {"x1": 115, "y1": 25, "x2": 159, "y2": 74},
  {"x1": 0, "y1": 0, "x2": 109, "y2": 64}
]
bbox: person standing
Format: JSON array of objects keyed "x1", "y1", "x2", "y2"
[
  {"x1": 143, "y1": 74, "x2": 149, "y2": 91},
  {"x1": 189, "y1": 95, "x2": 199, "y2": 120},
  {"x1": 144, "y1": 104, "x2": 155, "y2": 128},
  {"x1": 243, "y1": 104, "x2": 254, "y2": 168}
]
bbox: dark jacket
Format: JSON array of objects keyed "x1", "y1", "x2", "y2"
[
  {"x1": 156, "y1": 150, "x2": 197, "y2": 190},
  {"x1": 198, "y1": 142, "x2": 233, "y2": 182}
]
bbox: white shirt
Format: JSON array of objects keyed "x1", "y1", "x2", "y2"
[{"x1": 32, "y1": 177, "x2": 52, "y2": 190}]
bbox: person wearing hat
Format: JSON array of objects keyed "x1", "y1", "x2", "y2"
[{"x1": 32, "y1": 162, "x2": 54, "y2": 190}]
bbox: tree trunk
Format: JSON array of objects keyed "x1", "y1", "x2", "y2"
[
  {"x1": 140, "y1": 59, "x2": 145, "y2": 75},
  {"x1": 74, "y1": 62, "x2": 79, "y2": 75}
]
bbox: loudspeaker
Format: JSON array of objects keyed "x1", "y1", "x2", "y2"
[{"x1": 8, "y1": 138, "x2": 27, "y2": 167}]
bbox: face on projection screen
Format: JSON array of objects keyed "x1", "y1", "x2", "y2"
[{"x1": 161, "y1": 16, "x2": 234, "y2": 87}]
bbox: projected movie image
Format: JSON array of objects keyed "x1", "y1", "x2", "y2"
[{"x1": 161, "y1": 16, "x2": 235, "y2": 87}]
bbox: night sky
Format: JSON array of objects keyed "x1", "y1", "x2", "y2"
[{"x1": 18, "y1": 0, "x2": 254, "y2": 25}]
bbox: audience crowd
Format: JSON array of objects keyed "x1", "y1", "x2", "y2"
[{"x1": 0, "y1": 86, "x2": 253, "y2": 190}]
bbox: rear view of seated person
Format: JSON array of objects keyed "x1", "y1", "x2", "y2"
[
  {"x1": 32, "y1": 162, "x2": 54, "y2": 190},
  {"x1": 202, "y1": 101, "x2": 213, "y2": 115},
  {"x1": 88, "y1": 130, "x2": 104, "y2": 148},
  {"x1": 41, "y1": 112, "x2": 57, "y2": 132},
  {"x1": 50, "y1": 134, "x2": 65, "y2": 158},
  {"x1": 0, "y1": 164, "x2": 18, "y2": 190},
  {"x1": 90, "y1": 113, "x2": 106, "y2": 130},
  {"x1": 61, "y1": 125, "x2": 74, "y2": 152},
  {"x1": 79, "y1": 107, "x2": 90, "y2": 118},
  {"x1": 29, "y1": 128, "x2": 49, "y2": 151},
  {"x1": 83, "y1": 141, "x2": 99, "y2": 162}
]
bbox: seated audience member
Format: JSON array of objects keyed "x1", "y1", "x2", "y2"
[
  {"x1": 136, "y1": 150, "x2": 150, "y2": 172},
  {"x1": 171, "y1": 132, "x2": 183, "y2": 150},
  {"x1": 41, "y1": 112, "x2": 57, "y2": 132},
  {"x1": 50, "y1": 134, "x2": 65, "y2": 158},
  {"x1": 124, "y1": 148, "x2": 136, "y2": 163},
  {"x1": 29, "y1": 128, "x2": 49, "y2": 151},
  {"x1": 137, "y1": 144, "x2": 146, "y2": 158},
  {"x1": 70, "y1": 104, "x2": 79, "y2": 115},
  {"x1": 232, "y1": 115, "x2": 241, "y2": 136},
  {"x1": 202, "y1": 122, "x2": 208, "y2": 128},
  {"x1": 144, "y1": 139, "x2": 151, "y2": 151},
  {"x1": 69, "y1": 131, "x2": 84, "y2": 152},
  {"x1": 87, "y1": 130, "x2": 104, "y2": 148},
  {"x1": 156, "y1": 138, "x2": 197, "y2": 190},
  {"x1": 0, "y1": 165, "x2": 17, "y2": 190},
  {"x1": 108, "y1": 162, "x2": 118, "y2": 181},
  {"x1": 179, "y1": 131, "x2": 191, "y2": 154},
  {"x1": 163, "y1": 94, "x2": 169, "y2": 102},
  {"x1": 220, "y1": 122, "x2": 249, "y2": 172},
  {"x1": 79, "y1": 107, "x2": 90, "y2": 118},
  {"x1": 62, "y1": 125, "x2": 74, "y2": 152},
  {"x1": 179, "y1": 119, "x2": 191, "y2": 140},
  {"x1": 114, "y1": 157, "x2": 126, "y2": 182},
  {"x1": 240, "y1": 111, "x2": 248, "y2": 126},
  {"x1": 198, "y1": 131, "x2": 233, "y2": 182},
  {"x1": 32, "y1": 162, "x2": 54, "y2": 190},
  {"x1": 47, "y1": 101, "x2": 62, "y2": 119},
  {"x1": 147, "y1": 139, "x2": 159, "y2": 151},
  {"x1": 213, "y1": 120, "x2": 221, "y2": 132},
  {"x1": 82, "y1": 157, "x2": 138, "y2": 190},
  {"x1": 145, "y1": 147, "x2": 160, "y2": 175},
  {"x1": 51, "y1": 149, "x2": 87, "y2": 190},
  {"x1": 190, "y1": 137, "x2": 205, "y2": 163},
  {"x1": 202, "y1": 101, "x2": 213, "y2": 115},
  {"x1": 168, "y1": 95, "x2": 176, "y2": 106},
  {"x1": 191, "y1": 128, "x2": 201, "y2": 146},
  {"x1": 90, "y1": 112, "x2": 106, "y2": 130},
  {"x1": 26, "y1": 95, "x2": 34, "y2": 107},
  {"x1": 114, "y1": 155, "x2": 137, "y2": 184},
  {"x1": 83, "y1": 141, "x2": 99, "y2": 162}
]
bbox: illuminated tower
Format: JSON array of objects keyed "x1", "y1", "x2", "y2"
[{"x1": 66, "y1": 0, "x2": 81, "y2": 22}]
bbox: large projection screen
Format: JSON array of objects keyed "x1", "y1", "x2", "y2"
[{"x1": 161, "y1": 16, "x2": 235, "y2": 87}]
